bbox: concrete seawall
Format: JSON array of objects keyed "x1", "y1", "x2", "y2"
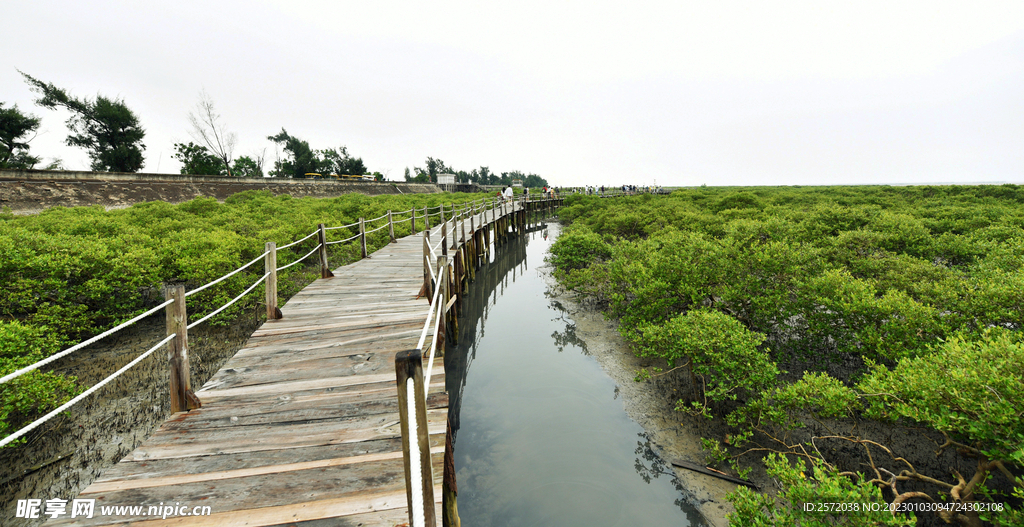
[{"x1": 0, "y1": 169, "x2": 443, "y2": 214}]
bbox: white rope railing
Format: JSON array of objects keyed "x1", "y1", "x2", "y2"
[
  {"x1": 277, "y1": 230, "x2": 319, "y2": 250},
  {"x1": 326, "y1": 232, "x2": 361, "y2": 245},
  {"x1": 366, "y1": 223, "x2": 389, "y2": 234},
  {"x1": 367, "y1": 212, "x2": 390, "y2": 223},
  {"x1": 0, "y1": 298, "x2": 176, "y2": 385},
  {"x1": 186, "y1": 251, "x2": 270, "y2": 298},
  {"x1": 325, "y1": 221, "x2": 360, "y2": 231},
  {"x1": 277, "y1": 244, "x2": 321, "y2": 271},
  {"x1": 0, "y1": 332, "x2": 176, "y2": 448},
  {"x1": 187, "y1": 272, "x2": 270, "y2": 330},
  {"x1": 394, "y1": 216, "x2": 413, "y2": 224}
]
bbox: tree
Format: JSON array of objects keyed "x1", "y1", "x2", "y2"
[
  {"x1": 21, "y1": 71, "x2": 146, "y2": 172},
  {"x1": 231, "y1": 155, "x2": 263, "y2": 178},
  {"x1": 267, "y1": 128, "x2": 318, "y2": 178},
  {"x1": 524, "y1": 174, "x2": 548, "y2": 188},
  {"x1": 319, "y1": 146, "x2": 366, "y2": 175},
  {"x1": 414, "y1": 157, "x2": 451, "y2": 183},
  {"x1": 188, "y1": 90, "x2": 236, "y2": 177},
  {"x1": 0, "y1": 102, "x2": 41, "y2": 169},
  {"x1": 173, "y1": 142, "x2": 225, "y2": 175}
]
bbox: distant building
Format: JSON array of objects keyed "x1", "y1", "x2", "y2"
[
  {"x1": 437, "y1": 173, "x2": 456, "y2": 185},
  {"x1": 512, "y1": 178, "x2": 523, "y2": 188}
]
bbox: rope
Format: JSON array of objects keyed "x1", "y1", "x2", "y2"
[
  {"x1": 326, "y1": 233, "x2": 361, "y2": 245},
  {"x1": 394, "y1": 216, "x2": 413, "y2": 224},
  {"x1": 277, "y1": 244, "x2": 321, "y2": 271},
  {"x1": 367, "y1": 213, "x2": 389, "y2": 223},
  {"x1": 186, "y1": 251, "x2": 270, "y2": 298},
  {"x1": 416, "y1": 266, "x2": 446, "y2": 351},
  {"x1": 324, "y1": 221, "x2": 360, "y2": 231},
  {"x1": 0, "y1": 332, "x2": 176, "y2": 448},
  {"x1": 0, "y1": 298, "x2": 175, "y2": 385},
  {"x1": 187, "y1": 272, "x2": 269, "y2": 330},
  {"x1": 277, "y1": 230, "x2": 319, "y2": 250},
  {"x1": 366, "y1": 223, "x2": 389, "y2": 234}
]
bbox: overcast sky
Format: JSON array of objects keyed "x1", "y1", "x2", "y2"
[{"x1": 4, "y1": 1, "x2": 1024, "y2": 187}]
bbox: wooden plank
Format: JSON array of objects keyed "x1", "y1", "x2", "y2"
[
  {"x1": 87, "y1": 445, "x2": 445, "y2": 493},
  {"x1": 92, "y1": 436, "x2": 441, "y2": 485},
  {"x1": 130, "y1": 409, "x2": 447, "y2": 460}
]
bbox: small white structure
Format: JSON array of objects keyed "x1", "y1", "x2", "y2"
[{"x1": 437, "y1": 174, "x2": 456, "y2": 185}]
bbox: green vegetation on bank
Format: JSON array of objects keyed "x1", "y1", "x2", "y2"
[
  {"x1": 549, "y1": 185, "x2": 1024, "y2": 526},
  {"x1": 0, "y1": 190, "x2": 486, "y2": 444}
]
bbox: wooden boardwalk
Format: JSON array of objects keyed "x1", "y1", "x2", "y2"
[
  {"x1": 52, "y1": 236, "x2": 447, "y2": 526},
  {"x1": 48, "y1": 198, "x2": 561, "y2": 526}
]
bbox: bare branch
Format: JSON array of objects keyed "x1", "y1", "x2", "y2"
[{"x1": 187, "y1": 89, "x2": 236, "y2": 176}]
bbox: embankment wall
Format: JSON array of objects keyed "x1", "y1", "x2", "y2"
[{"x1": 0, "y1": 169, "x2": 442, "y2": 214}]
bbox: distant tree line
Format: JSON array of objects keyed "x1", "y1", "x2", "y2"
[
  {"x1": 404, "y1": 157, "x2": 548, "y2": 188},
  {"x1": 3, "y1": 73, "x2": 538, "y2": 186}
]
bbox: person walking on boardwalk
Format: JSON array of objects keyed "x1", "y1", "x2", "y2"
[{"x1": 503, "y1": 185, "x2": 514, "y2": 203}]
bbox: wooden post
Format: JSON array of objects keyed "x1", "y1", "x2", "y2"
[
  {"x1": 317, "y1": 223, "x2": 333, "y2": 278},
  {"x1": 395, "y1": 348, "x2": 437, "y2": 527},
  {"x1": 443, "y1": 419, "x2": 460, "y2": 527},
  {"x1": 411, "y1": 208, "x2": 417, "y2": 234},
  {"x1": 265, "y1": 241, "x2": 281, "y2": 320},
  {"x1": 424, "y1": 206, "x2": 431, "y2": 231},
  {"x1": 388, "y1": 210, "x2": 397, "y2": 243},
  {"x1": 437, "y1": 255, "x2": 448, "y2": 347},
  {"x1": 359, "y1": 217, "x2": 368, "y2": 259},
  {"x1": 441, "y1": 219, "x2": 448, "y2": 257},
  {"x1": 164, "y1": 284, "x2": 191, "y2": 413},
  {"x1": 451, "y1": 203, "x2": 458, "y2": 251},
  {"x1": 423, "y1": 231, "x2": 433, "y2": 302}
]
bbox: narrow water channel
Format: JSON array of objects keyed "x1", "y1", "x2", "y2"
[{"x1": 444, "y1": 219, "x2": 705, "y2": 527}]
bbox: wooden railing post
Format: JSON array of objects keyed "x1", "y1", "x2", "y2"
[
  {"x1": 441, "y1": 218, "x2": 448, "y2": 258},
  {"x1": 317, "y1": 223, "x2": 333, "y2": 278},
  {"x1": 438, "y1": 254, "x2": 449, "y2": 346},
  {"x1": 411, "y1": 208, "x2": 417, "y2": 234},
  {"x1": 423, "y1": 230, "x2": 433, "y2": 302},
  {"x1": 395, "y1": 348, "x2": 436, "y2": 527},
  {"x1": 359, "y1": 217, "x2": 368, "y2": 258},
  {"x1": 388, "y1": 210, "x2": 397, "y2": 243},
  {"x1": 425, "y1": 206, "x2": 431, "y2": 231},
  {"x1": 450, "y1": 204, "x2": 458, "y2": 250},
  {"x1": 164, "y1": 284, "x2": 191, "y2": 413},
  {"x1": 265, "y1": 241, "x2": 281, "y2": 320}
]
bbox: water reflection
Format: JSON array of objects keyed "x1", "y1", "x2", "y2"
[
  {"x1": 549, "y1": 305, "x2": 588, "y2": 355},
  {"x1": 445, "y1": 218, "x2": 705, "y2": 527}
]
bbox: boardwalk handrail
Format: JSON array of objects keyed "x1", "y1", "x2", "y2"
[
  {"x1": 398, "y1": 193, "x2": 571, "y2": 526},
  {"x1": 0, "y1": 197, "x2": 479, "y2": 449}
]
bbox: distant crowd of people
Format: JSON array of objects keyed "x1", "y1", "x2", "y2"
[
  {"x1": 492, "y1": 184, "x2": 662, "y2": 203},
  {"x1": 574, "y1": 185, "x2": 662, "y2": 195}
]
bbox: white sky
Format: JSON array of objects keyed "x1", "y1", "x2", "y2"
[{"x1": 4, "y1": 1, "x2": 1024, "y2": 186}]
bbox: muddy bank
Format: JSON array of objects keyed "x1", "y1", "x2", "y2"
[
  {"x1": 542, "y1": 275, "x2": 992, "y2": 527},
  {"x1": 542, "y1": 273, "x2": 738, "y2": 527}
]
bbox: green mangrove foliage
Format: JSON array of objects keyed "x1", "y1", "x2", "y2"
[
  {"x1": 0, "y1": 190, "x2": 487, "y2": 444},
  {"x1": 550, "y1": 186, "x2": 1024, "y2": 526}
]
